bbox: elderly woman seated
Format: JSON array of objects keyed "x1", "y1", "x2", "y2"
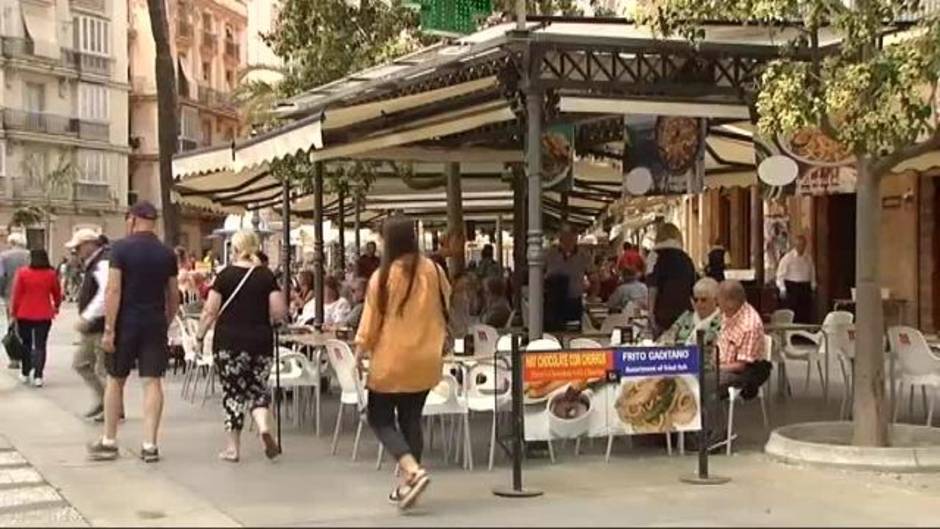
[{"x1": 659, "y1": 277, "x2": 722, "y2": 353}]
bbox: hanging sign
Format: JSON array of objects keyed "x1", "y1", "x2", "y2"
[
  {"x1": 623, "y1": 116, "x2": 705, "y2": 196},
  {"x1": 755, "y1": 127, "x2": 856, "y2": 196}
]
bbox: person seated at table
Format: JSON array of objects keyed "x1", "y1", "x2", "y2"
[
  {"x1": 291, "y1": 271, "x2": 315, "y2": 314},
  {"x1": 343, "y1": 278, "x2": 367, "y2": 332},
  {"x1": 449, "y1": 272, "x2": 475, "y2": 338},
  {"x1": 660, "y1": 277, "x2": 721, "y2": 355},
  {"x1": 606, "y1": 268, "x2": 649, "y2": 314},
  {"x1": 716, "y1": 280, "x2": 771, "y2": 400},
  {"x1": 322, "y1": 276, "x2": 351, "y2": 329},
  {"x1": 481, "y1": 276, "x2": 512, "y2": 329}
]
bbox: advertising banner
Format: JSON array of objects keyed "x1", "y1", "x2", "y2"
[{"x1": 522, "y1": 346, "x2": 702, "y2": 441}]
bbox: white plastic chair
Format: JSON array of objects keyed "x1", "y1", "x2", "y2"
[
  {"x1": 541, "y1": 333, "x2": 561, "y2": 345},
  {"x1": 723, "y1": 334, "x2": 773, "y2": 456},
  {"x1": 466, "y1": 361, "x2": 512, "y2": 470},
  {"x1": 782, "y1": 311, "x2": 853, "y2": 394},
  {"x1": 831, "y1": 324, "x2": 857, "y2": 419},
  {"x1": 503, "y1": 310, "x2": 516, "y2": 331},
  {"x1": 270, "y1": 348, "x2": 322, "y2": 434},
  {"x1": 569, "y1": 338, "x2": 603, "y2": 349},
  {"x1": 423, "y1": 373, "x2": 473, "y2": 470},
  {"x1": 468, "y1": 324, "x2": 499, "y2": 357},
  {"x1": 888, "y1": 326, "x2": 940, "y2": 426},
  {"x1": 324, "y1": 339, "x2": 380, "y2": 462},
  {"x1": 600, "y1": 312, "x2": 633, "y2": 335}
]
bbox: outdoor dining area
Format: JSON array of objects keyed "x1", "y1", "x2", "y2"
[{"x1": 167, "y1": 17, "x2": 940, "y2": 475}]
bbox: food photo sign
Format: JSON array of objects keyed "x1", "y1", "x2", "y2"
[{"x1": 522, "y1": 346, "x2": 702, "y2": 441}]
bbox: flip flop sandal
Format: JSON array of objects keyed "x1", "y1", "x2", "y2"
[
  {"x1": 260, "y1": 432, "x2": 280, "y2": 460},
  {"x1": 218, "y1": 450, "x2": 240, "y2": 463},
  {"x1": 397, "y1": 469, "x2": 430, "y2": 511}
]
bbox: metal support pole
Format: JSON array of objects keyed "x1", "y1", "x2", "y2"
[
  {"x1": 338, "y1": 187, "x2": 346, "y2": 273},
  {"x1": 681, "y1": 330, "x2": 730, "y2": 485},
  {"x1": 281, "y1": 180, "x2": 291, "y2": 297},
  {"x1": 446, "y1": 161, "x2": 465, "y2": 276},
  {"x1": 751, "y1": 185, "x2": 765, "y2": 287},
  {"x1": 512, "y1": 169, "x2": 526, "y2": 322},
  {"x1": 496, "y1": 214, "x2": 504, "y2": 269},
  {"x1": 525, "y1": 81, "x2": 544, "y2": 341},
  {"x1": 313, "y1": 161, "x2": 325, "y2": 328},
  {"x1": 354, "y1": 194, "x2": 362, "y2": 258}
]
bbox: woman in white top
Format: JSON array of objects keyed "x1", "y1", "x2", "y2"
[
  {"x1": 660, "y1": 277, "x2": 722, "y2": 362},
  {"x1": 322, "y1": 276, "x2": 351, "y2": 329}
]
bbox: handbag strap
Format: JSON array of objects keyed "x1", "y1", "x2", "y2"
[{"x1": 218, "y1": 266, "x2": 256, "y2": 318}]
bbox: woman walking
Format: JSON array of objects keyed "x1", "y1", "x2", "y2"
[
  {"x1": 11, "y1": 249, "x2": 62, "y2": 387},
  {"x1": 355, "y1": 216, "x2": 450, "y2": 510},
  {"x1": 195, "y1": 231, "x2": 287, "y2": 462}
]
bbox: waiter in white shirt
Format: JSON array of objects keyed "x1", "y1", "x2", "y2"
[{"x1": 776, "y1": 234, "x2": 816, "y2": 323}]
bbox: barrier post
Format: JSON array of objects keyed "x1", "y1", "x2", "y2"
[
  {"x1": 680, "y1": 329, "x2": 729, "y2": 485},
  {"x1": 493, "y1": 333, "x2": 543, "y2": 498}
]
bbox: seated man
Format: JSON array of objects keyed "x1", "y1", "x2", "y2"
[
  {"x1": 716, "y1": 280, "x2": 771, "y2": 400},
  {"x1": 343, "y1": 278, "x2": 367, "y2": 333},
  {"x1": 606, "y1": 268, "x2": 649, "y2": 315}
]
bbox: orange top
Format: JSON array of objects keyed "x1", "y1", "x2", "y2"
[{"x1": 356, "y1": 255, "x2": 451, "y2": 393}]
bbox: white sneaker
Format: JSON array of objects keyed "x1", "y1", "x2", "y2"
[
  {"x1": 32, "y1": 378, "x2": 43, "y2": 388},
  {"x1": 17, "y1": 373, "x2": 28, "y2": 384}
]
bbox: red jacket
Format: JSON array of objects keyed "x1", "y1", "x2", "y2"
[{"x1": 12, "y1": 267, "x2": 62, "y2": 321}]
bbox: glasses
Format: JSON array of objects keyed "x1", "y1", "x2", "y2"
[{"x1": 693, "y1": 297, "x2": 711, "y2": 302}]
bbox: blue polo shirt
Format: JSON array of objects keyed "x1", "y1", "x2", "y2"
[{"x1": 110, "y1": 232, "x2": 177, "y2": 325}]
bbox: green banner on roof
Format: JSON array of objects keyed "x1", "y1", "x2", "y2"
[{"x1": 406, "y1": 0, "x2": 492, "y2": 36}]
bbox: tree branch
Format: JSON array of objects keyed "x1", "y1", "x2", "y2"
[{"x1": 871, "y1": 129, "x2": 940, "y2": 177}]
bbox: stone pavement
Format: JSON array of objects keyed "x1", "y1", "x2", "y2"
[
  {"x1": 2, "y1": 305, "x2": 940, "y2": 527},
  {"x1": 0, "y1": 436, "x2": 86, "y2": 527}
]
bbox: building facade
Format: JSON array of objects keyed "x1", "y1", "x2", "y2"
[
  {"x1": 128, "y1": 0, "x2": 246, "y2": 256},
  {"x1": 0, "y1": 0, "x2": 129, "y2": 261}
]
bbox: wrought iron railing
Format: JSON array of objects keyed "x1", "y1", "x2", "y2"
[{"x1": 3, "y1": 109, "x2": 75, "y2": 135}]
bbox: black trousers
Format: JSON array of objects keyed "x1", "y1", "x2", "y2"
[
  {"x1": 785, "y1": 280, "x2": 813, "y2": 323},
  {"x1": 367, "y1": 390, "x2": 430, "y2": 462},
  {"x1": 18, "y1": 319, "x2": 51, "y2": 379}
]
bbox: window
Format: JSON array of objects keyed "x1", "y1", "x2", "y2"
[
  {"x1": 74, "y1": 16, "x2": 110, "y2": 56},
  {"x1": 201, "y1": 119, "x2": 212, "y2": 145},
  {"x1": 224, "y1": 25, "x2": 233, "y2": 40},
  {"x1": 25, "y1": 83, "x2": 44, "y2": 112},
  {"x1": 202, "y1": 61, "x2": 210, "y2": 82},
  {"x1": 225, "y1": 69, "x2": 233, "y2": 88},
  {"x1": 202, "y1": 13, "x2": 212, "y2": 31},
  {"x1": 180, "y1": 106, "x2": 200, "y2": 140},
  {"x1": 78, "y1": 83, "x2": 108, "y2": 121},
  {"x1": 78, "y1": 150, "x2": 108, "y2": 184}
]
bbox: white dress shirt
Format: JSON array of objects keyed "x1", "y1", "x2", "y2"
[{"x1": 776, "y1": 249, "x2": 816, "y2": 291}]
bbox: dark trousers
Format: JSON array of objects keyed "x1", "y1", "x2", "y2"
[
  {"x1": 367, "y1": 390, "x2": 430, "y2": 461},
  {"x1": 785, "y1": 280, "x2": 813, "y2": 323},
  {"x1": 18, "y1": 319, "x2": 51, "y2": 379}
]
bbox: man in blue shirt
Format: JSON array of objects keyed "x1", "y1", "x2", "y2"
[{"x1": 88, "y1": 201, "x2": 179, "y2": 463}]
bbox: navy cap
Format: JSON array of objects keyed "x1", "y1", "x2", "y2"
[{"x1": 128, "y1": 200, "x2": 158, "y2": 220}]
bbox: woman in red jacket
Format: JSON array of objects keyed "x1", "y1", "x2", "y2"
[{"x1": 11, "y1": 249, "x2": 62, "y2": 387}]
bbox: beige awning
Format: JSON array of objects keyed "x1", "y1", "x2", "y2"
[
  {"x1": 234, "y1": 113, "x2": 323, "y2": 172},
  {"x1": 21, "y1": 4, "x2": 58, "y2": 59},
  {"x1": 560, "y1": 96, "x2": 750, "y2": 120}
]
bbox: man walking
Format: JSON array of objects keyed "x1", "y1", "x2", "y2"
[
  {"x1": 67, "y1": 229, "x2": 109, "y2": 421},
  {"x1": 775, "y1": 234, "x2": 816, "y2": 323},
  {"x1": 87, "y1": 201, "x2": 179, "y2": 463},
  {"x1": 0, "y1": 233, "x2": 29, "y2": 369}
]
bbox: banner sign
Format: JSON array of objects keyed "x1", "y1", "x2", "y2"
[
  {"x1": 755, "y1": 128, "x2": 856, "y2": 196},
  {"x1": 623, "y1": 115, "x2": 705, "y2": 196},
  {"x1": 522, "y1": 346, "x2": 702, "y2": 441}
]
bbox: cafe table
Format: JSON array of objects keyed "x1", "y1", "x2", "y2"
[{"x1": 764, "y1": 322, "x2": 830, "y2": 403}]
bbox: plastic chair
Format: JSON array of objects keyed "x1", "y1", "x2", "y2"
[
  {"x1": 541, "y1": 334, "x2": 561, "y2": 345},
  {"x1": 723, "y1": 334, "x2": 773, "y2": 455},
  {"x1": 888, "y1": 326, "x2": 940, "y2": 426},
  {"x1": 466, "y1": 361, "x2": 512, "y2": 470},
  {"x1": 600, "y1": 312, "x2": 632, "y2": 335},
  {"x1": 270, "y1": 348, "x2": 322, "y2": 434},
  {"x1": 569, "y1": 338, "x2": 603, "y2": 349},
  {"x1": 782, "y1": 311, "x2": 853, "y2": 394},
  {"x1": 468, "y1": 324, "x2": 499, "y2": 357},
  {"x1": 767, "y1": 309, "x2": 794, "y2": 396},
  {"x1": 423, "y1": 373, "x2": 472, "y2": 470},
  {"x1": 831, "y1": 324, "x2": 857, "y2": 419},
  {"x1": 324, "y1": 339, "x2": 380, "y2": 462}
]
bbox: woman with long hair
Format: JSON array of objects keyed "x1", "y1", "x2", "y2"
[
  {"x1": 11, "y1": 249, "x2": 62, "y2": 387},
  {"x1": 196, "y1": 230, "x2": 287, "y2": 462},
  {"x1": 648, "y1": 222, "x2": 696, "y2": 336},
  {"x1": 355, "y1": 216, "x2": 450, "y2": 510}
]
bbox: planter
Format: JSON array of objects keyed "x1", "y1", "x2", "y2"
[{"x1": 765, "y1": 421, "x2": 940, "y2": 473}]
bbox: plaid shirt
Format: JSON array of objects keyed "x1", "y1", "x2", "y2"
[{"x1": 717, "y1": 302, "x2": 765, "y2": 366}]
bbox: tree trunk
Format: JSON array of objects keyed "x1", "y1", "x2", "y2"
[
  {"x1": 851, "y1": 160, "x2": 889, "y2": 447},
  {"x1": 147, "y1": 0, "x2": 180, "y2": 244}
]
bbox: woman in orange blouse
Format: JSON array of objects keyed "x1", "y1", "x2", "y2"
[{"x1": 355, "y1": 216, "x2": 450, "y2": 511}]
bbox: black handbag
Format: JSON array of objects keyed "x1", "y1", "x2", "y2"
[{"x1": 3, "y1": 324, "x2": 25, "y2": 362}]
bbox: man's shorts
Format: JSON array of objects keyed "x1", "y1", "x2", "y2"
[{"x1": 107, "y1": 320, "x2": 169, "y2": 378}]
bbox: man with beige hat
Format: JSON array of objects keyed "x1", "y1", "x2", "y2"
[{"x1": 67, "y1": 228, "x2": 110, "y2": 421}]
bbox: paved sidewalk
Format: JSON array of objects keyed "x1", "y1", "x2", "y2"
[
  {"x1": 2, "y1": 306, "x2": 940, "y2": 526},
  {"x1": 0, "y1": 435, "x2": 86, "y2": 527}
]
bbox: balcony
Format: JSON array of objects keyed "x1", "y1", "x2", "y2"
[
  {"x1": 201, "y1": 31, "x2": 217, "y2": 52},
  {"x1": 197, "y1": 85, "x2": 235, "y2": 112},
  {"x1": 177, "y1": 20, "x2": 194, "y2": 43},
  {"x1": 74, "y1": 120, "x2": 109, "y2": 141},
  {"x1": 12, "y1": 177, "x2": 71, "y2": 201},
  {"x1": 63, "y1": 49, "x2": 112, "y2": 77},
  {"x1": 74, "y1": 182, "x2": 110, "y2": 202},
  {"x1": 3, "y1": 109, "x2": 75, "y2": 136},
  {"x1": 2, "y1": 37, "x2": 34, "y2": 59},
  {"x1": 223, "y1": 40, "x2": 239, "y2": 61},
  {"x1": 70, "y1": 0, "x2": 106, "y2": 13}
]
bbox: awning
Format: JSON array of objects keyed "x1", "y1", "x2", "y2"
[
  {"x1": 560, "y1": 96, "x2": 750, "y2": 120},
  {"x1": 234, "y1": 113, "x2": 323, "y2": 172},
  {"x1": 21, "y1": 4, "x2": 57, "y2": 59}
]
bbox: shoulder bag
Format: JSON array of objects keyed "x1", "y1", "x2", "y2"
[{"x1": 197, "y1": 267, "x2": 256, "y2": 342}]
